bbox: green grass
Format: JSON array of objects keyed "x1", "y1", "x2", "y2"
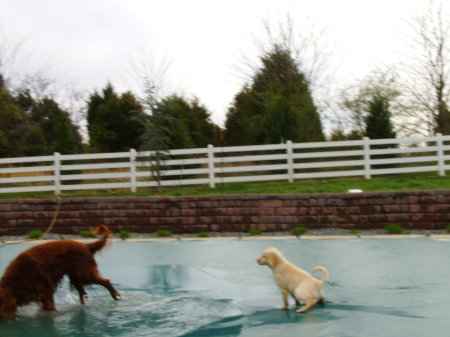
[
  {"x1": 79, "y1": 230, "x2": 96, "y2": 238},
  {"x1": 28, "y1": 229, "x2": 43, "y2": 239},
  {"x1": 2, "y1": 173, "x2": 450, "y2": 199},
  {"x1": 197, "y1": 232, "x2": 209, "y2": 238},
  {"x1": 249, "y1": 228, "x2": 262, "y2": 235},
  {"x1": 385, "y1": 223, "x2": 405, "y2": 234},
  {"x1": 118, "y1": 230, "x2": 132, "y2": 240},
  {"x1": 291, "y1": 226, "x2": 308, "y2": 236},
  {"x1": 156, "y1": 229, "x2": 173, "y2": 237}
]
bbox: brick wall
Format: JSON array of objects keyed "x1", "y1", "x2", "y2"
[{"x1": 0, "y1": 190, "x2": 450, "y2": 235}]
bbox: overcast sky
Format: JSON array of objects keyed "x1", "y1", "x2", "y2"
[{"x1": 0, "y1": 0, "x2": 437, "y2": 127}]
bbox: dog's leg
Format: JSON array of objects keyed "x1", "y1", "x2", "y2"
[
  {"x1": 296, "y1": 297, "x2": 317, "y2": 313},
  {"x1": 280, "y1": 289, "x2": 289, "y2": 310},
  {"x1": 92, "y1": 277, "x2": 121, "y2": 300},
  {"x1": 69, "y1": 275, "x2": 89, "y2": 304},
  {"x1": 290, "y1": 293, "x2": 301, "y2": 307},
  {"x1": 73, "y1": 283, "x2": 88, "y2": 304},
  {"x1": 40, "y1": 294, "x2": 56, "y2": 311}
]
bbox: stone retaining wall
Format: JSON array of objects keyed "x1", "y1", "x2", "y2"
[{"x1": 0, "y1": 190, "x2": 450, "y2": 235}]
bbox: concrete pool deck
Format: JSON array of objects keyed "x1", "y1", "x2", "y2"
[{"x1": 3, "y1": 232, "x2": 450, "y2": 245}]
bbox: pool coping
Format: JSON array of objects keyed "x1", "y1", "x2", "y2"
[{"x1": 3, "y1": 233, "x2": 450, "y2": 245}]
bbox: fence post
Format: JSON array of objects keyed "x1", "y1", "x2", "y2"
[
  {"x1": 53, "y1": 152, "x2": 61, "y2": 196},
  {"x1": 207, "y1": 144, "x2": 216, "y2": 188},
  {"x1": 286, "y1": 140, "x2": 294, "y2": 182},
  {"x1": 363, "y1": 137, "x2": 371, "y2": 179},
  {"x1": 130, "y1": 148, "x2": 137, "y2": 192},
  {"x1": 436, "y1": 133, "x2": 445, "y2": 176}
]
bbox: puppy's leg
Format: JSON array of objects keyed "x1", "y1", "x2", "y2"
[
  {"x1": 280, "y1": 289, "x2": 289, "y2": 310},
  {"x1": 296, "y1": 297, "x2": 317, "y2": 313}
]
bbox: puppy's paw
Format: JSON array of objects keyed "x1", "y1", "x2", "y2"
[
  {"x1": 296, "y1": 307, "x2": 308, "y2": 313},
  {"x1": 113, "y1": 292, "x2": 122, "y2": 300},
  {"x1": 280, "y1": 306, "x2": 289, "y2": 310}
]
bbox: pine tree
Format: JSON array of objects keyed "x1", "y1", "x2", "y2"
[
  {"x1": 365, "y1": 96, "x2": 396, "y2": 139},
  {"x1": 225, "y1": 46, "x2": 324, "y2": 145},
  {"x1": 86, "y1": 83, "x2": 143, "y2": 152}
]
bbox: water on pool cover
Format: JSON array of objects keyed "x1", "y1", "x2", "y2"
[{"x1": 0, "y1": 238, "x2": 449, "y2": 337}]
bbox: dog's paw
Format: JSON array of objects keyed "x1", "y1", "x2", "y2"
[
  {"x1": 113, "y1": 292, "x2": 122, "y2": 300},
  {"x1": 280, "y1": 306, "x2": 289, "y2": 310},
  {"x1": 296, "y1": 307, "x2": 308, "y2": 313}
]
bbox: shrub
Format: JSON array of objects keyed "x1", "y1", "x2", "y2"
[
  {"x1": 79, "y1": 230, "x2": 96, "y2": 238},
  {"x1": 291, "y1": 226, "x2": 307, "y2": 236},
  {"x1": 385, "y1": 223, "x2": 404, "y2": 234},
  {"x1": 446, "y1": 224, "x2": 450, "y2": 233},
  {"x1": 197, "y1": 232, "x2": 209, "y2": 238},
  {"x1": 349, "y1": 229, "x2": 359, "y2": 234},
  {"x1": 249, "y1": 228, "x2": 262, "y2": 235},
  {"x1": 119, "y1": 230, "x2": 131, "y2": 240},
  {"x1": 157, "y1": 229, "x2": 172, "y2": 237},
  {"x1": 28, "y1": 230, "x2": 43, "y2": 239}
]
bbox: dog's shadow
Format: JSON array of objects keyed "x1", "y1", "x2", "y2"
[
  {"x1": 325, "y1": 302, "x2": 427, "y2": 319},
  {"x1": 181, "y1": 301, "x2": 427, "y2": 337},
  {"x1": 181, "y1": 306, "x2": 340, "y2": 337}
]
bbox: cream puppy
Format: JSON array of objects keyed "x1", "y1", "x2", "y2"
[{"x1": 257, "y1": 247, "x2": 329, "y2": 313}]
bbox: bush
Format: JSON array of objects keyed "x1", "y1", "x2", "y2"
[
  {"x1": 249, "y1": 228, "x2": 262, "y2": 235},
  {"x1": 291, "y1": 226, "x2": 307, "y2": 236},
  {"x1": 349, "y1": 229, "x2": 359, "y2": 234},
  {"x1": 385, "y1": 224, "x2": 404, "y2": 234},
  {"x1": 28, "y1": 230, "x2": 43, "y2": 239},
  {"x1": 197, "y1": 232, "x2": 209, "y2": 238},
  {"x1": 79, "y1": 230, "x2": 96, "y2": 238},
  {"x1": 119, "y1": 230, "x2": 131, "y2": 240},
  {"x1": 157, "y1": 229, "x2": 172, "y2": 237},
  {"x1": 446, "y1": 224, "x2": 450, "y2": 233}
]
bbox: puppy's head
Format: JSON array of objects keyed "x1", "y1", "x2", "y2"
[
  {"x1": 257, "y1": 247, "x2": 283, "y2": 269},
  {"x1": 0, "y1": 287, "x2": 16, "y2": 319}
]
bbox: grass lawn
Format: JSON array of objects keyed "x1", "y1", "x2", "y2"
[{"x1": 1, "y1": 173, "x2": 450, "y2": 199}]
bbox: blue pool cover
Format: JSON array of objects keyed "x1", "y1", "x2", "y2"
[{"x1": 1, "y1": 238, "x2": 450, "y2": 337}]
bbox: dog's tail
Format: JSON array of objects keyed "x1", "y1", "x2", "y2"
[
  {"x1": 87, "y1": 225, "x2": 111, "y2": 254},
  {"x1": 312, "y1": 266, "x2": 329, "y2": 286}
]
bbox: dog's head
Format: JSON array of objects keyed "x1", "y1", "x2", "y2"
[
  {"x1": 92, "y1": 224, "x2": 111, "y2": 236},
  {"x1": 0, "y1": 287, "x2": 17, "y2": 319},
  {"x1": 257, "y1": 247, "x2": 284, "y2": 269}
]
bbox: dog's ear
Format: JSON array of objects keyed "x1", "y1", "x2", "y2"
[
  {"x1": 267, "y1": 252, "x2": 279, "y2": 268},
  {"x1": 0, "y1": 288, "x2": 16, "y2": 319}
]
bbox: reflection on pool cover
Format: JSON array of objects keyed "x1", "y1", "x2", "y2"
[{"x1": 0, "y1": 238, "x2": 449, "y2": 337}]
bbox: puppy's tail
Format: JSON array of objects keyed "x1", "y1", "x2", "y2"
[
  {"x1": 312, "y1": 266, "x2": 329, "y2": 286},
  {"x1": 87, "y1": 225, "x2": 111, "y2": 254}
]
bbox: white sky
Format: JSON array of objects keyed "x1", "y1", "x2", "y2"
[{"x1": 0, "y1": 0, "x2": 434, "y2": 128}]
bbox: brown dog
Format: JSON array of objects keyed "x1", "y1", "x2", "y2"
[
  {"x1": 0, "y1": 225, "x2": 120, "y2": 319},
  {"x1": 257, "y1": 247, "x2": 329, "y2": 313}
]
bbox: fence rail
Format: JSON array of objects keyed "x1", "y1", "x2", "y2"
[{"x1": 1, "y1": 134, "x2": 450, "y2": 195}]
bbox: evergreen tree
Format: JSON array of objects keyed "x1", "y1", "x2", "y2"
[
  {"x1": 338, "y1": 71, "x2": 400, "y2": 139},
  {"x1": 225, "y1": 46, "x2": 324, "y2": 145},
  {"x1": 30, "y1": 96, "x2": 83, "y2": 154},
  {"x1": 365, "y1": 96, "x2": 396, "y2": 139},
  {"x1": 155, "y1": 95, "x2": 221, "y2": 148},
  {"x1": 86, "y1": 83, "x2": 143, "y2": 152},
  {"x1": 0, "y1": 75, "x2": 30, "y2": 157}
]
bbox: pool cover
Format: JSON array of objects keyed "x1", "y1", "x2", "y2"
[{"x1": 0, "y1": 238, "x2": 449, "y2": 337}]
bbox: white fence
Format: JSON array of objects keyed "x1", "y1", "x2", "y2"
[{"x1": 1, "y1": 134, "x2": 450, "y2": 195}]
